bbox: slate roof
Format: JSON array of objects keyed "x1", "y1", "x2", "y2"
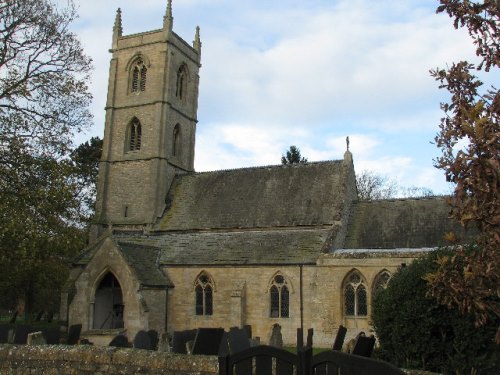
[
  {"x1": 117, "y1": 242, "x2": 173, "y2": 287},
  {"x1": 341, "y1": 197, "x2": 474, "y2": 249},
  {"x1": 155, "y1": 161, "x2": 345, "y2": 231},
  {"x1": 72, "y1": 238, "x2": 172, "y2": 287},
  {"x1": 115, "y1": 228, "x2": 330, "y2": 265}
]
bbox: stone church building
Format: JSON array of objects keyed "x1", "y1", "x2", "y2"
[{"x1": 61, "y1": 2, "x2": 468, "y2": 347}]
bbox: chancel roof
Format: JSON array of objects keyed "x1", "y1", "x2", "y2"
[
  {"x1": 155, "y1": 161, "x2": 346, "y2": 231},
  {"x1": 341, "y1": 197, "x2": 474, "y2": 250}
]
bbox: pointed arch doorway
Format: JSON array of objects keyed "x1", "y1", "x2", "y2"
[{"x1": 93, "y1": 272, "x2": 124, "y2": 329}]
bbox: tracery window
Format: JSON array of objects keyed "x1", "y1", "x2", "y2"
[
  {"x1": 270, "y1": 274, "x2": 289, "y2": 318},
  {"x1": 128, "y1": 117, "x2": 142, "y2": 151},
  {"x1": 373, "y1": 270, "x2": 392, "y2": 295},
  {"x1": 195, "y1": 273, "x2": 213, "y2": 316},
  {"x1": 131, "y1": 59, "x2": 147, "y2": 93},
  {"x1": 343, "y1": 271, "x2": 367, "y2": 317},
  {"x1": 176, "y1": 64, "x2": 188, "y2": 100}
]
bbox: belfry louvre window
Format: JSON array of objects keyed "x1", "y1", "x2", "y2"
[
  {"x1": 195, "y1": 274, "x2": 213, "y2": 316},
  {"x1": 128, "y1": 118, "x2": 142, "y2": 151},
  {"x1": 131, "y1": 59, "x2": 147, "y2": 92},
  {"x1": 343, "y1": 271, "x2": 367, "y2": 317},
  {"x1": 270, "y1": 274, "x2": 289, "y2": 318}
]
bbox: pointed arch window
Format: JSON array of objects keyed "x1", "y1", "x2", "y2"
[
  {"x1": 172, "y1": 124, "x2": 181, "y2": 157},
  {"x1": 176, "y1": 64, "x2": 188, "y2": 100},
  {"x1": 343, "y1": 271, "x2": 367, "y2": 317},
  {"x1": 131, "y1": 59, "x2": 147, "y2": 93},
  {"x1": 270, "y1": 274, "x2": 289, "y2": 318},
  {"x1": 373, "y1": 270, "x2": 392, "y2": 297},
  {"x1": 128, "y1": 118, "x2": 142, "y2": 151},
  {"x1": 195, "y1": 273, "x2": 213, "y2": 316}
]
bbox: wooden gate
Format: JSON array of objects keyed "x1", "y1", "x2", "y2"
[{"x1": 219, "y1": 345, "x2": 404, "y2": 375}]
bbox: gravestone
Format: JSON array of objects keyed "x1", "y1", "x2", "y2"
[
  {"x1": 191, "y1": 328, "x2": 225, "y2": 355},
  {"x1": 158, "y1": 332, "x2": 171, "y2": 352},
  {"x1": 172, "y1": 329, "x2": 196, "y2": 354},
  {"x1": 352, "y1": 335, "x2": 376, "y2": 357},
  {"x1": 332, "y1": 325, "x2": 347, "y2": 351},
  {"x1": 268, "y1": 323, "x2": 283, "y2": 348},
  {"x1": 0, "y1": 325, "x2": 10, "y2": 344},
  {"x1": 147, "y1": 329, "x2": 159, "y2": 350},
  {"x1": 13, "y1": 325, "x2": 35, "y2": 344},
  {"x1": 109, "y1": 334, "x2": 129, "y2": 347},
  {"x1": 306, "y1": 328, "x2": 314, "y2": 348},
  {"x1": 67, "y1": 324, "x2": 82, "y2": 345},
  {"x1": 133, "y1": 330, "x2": 153, "y2": 350},
  {"x1": 42, "y1": 327, "x2": 61, "y2": 345},
  {"x1": 227, "y1": 327, "x2": 250, "y2": 354},
  {"x1": 27, "y1": 331, "x2": 46, "y2": 345}
]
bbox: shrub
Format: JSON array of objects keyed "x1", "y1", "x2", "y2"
[{"x1": 372, "y1": 248, "x2": 499, "y2": 374}]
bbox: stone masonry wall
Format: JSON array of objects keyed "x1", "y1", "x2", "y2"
[{"x1": 0, "y1": 345, "x2": 218, "y2": 375}]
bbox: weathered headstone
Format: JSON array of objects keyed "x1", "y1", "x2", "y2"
[
  {"x1": 352, "y1": 335, "x2": 376, "y2": 357},
  {"x1": 227, "y1": 327, "x2": 250, "y2": 354},
  {"x1": 147, "y1": 329, "x2": 159, "y2": 350},
  {"x1": 191, "y1": 328, "x2": 225, "y2": 355},
  {"x1": 27, "y1": 331, "x2": 46, "y2": 345},
  {"x1": 133, "y1": 330, "x2": 153, "y2": 350},
  {"x1": 13, "y1": 325, "x2": 34, "y2": 344},
  {"x1": 42, "y1": 327, "x2": 61, "y2": 345},
  {"x1": 332, "y1": 325, "x2": 347, "y2": 351},
  {"x1": 0, "y1": 325, "x2": 10, "y2": 344},
  {"x1": 268, "y1": 323, "x2": 283, "y2": 348},
  {"x1": 157, "y1": 332, "x2": 171, "y2": 352},
  {"x1": 109, "y1": 334, "x2": 129, "y2": 347},
  {"x1": 172, "y1": 329, "x2": 196, "y2": 354},
  {"x1": 67, "y1": 324, "x2": 82, "y2": 345}
]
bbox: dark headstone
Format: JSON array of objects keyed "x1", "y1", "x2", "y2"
[
  {"x1": 332, "y1": 325, "x2": 347, "y2": 351},
  {"x1": 109, "y1": 334, "x2": 130, "y2": 348},
  {"x1": 243, "y1": 325, "x2": 252, "y2": 339},
  {"x1": 67, "y1": 324, "x2": 82, "y2": 345},
  {"x1": 133, "y1": 330, "x2": 153, "y2": 350},
  {"x1": 13, "y1": 325, "x2": 34, "y2": 344},
  {"x1": 306, "y1": 328, "x2": 314, "y2": 348},
  {"x1": 297, "y1": 328, "x2": 304, "y2": 350},
  {"x1": 147, "y1": 329, "x2": 159, "y2": 350},
  {"x1": 172, "y1": 329, "x2": 197, "y2": 354},
  {"x1": 42, "y1": 327, "x2": 61, "y2": 345},
  {"x1": 269, "y1": 323, "x2": 283, "y2": 348},
  {"x1": 191, "y1": 328, "x2": 225, "y2": 355},
  {"x1": 46, "y1": 312, "x2": 54, "y2": 323},
  {"x1": 352, "y1": 335, "x2": 376, "y2": 357},
  {"x1": 218, "y1": 331, "x2": 229, "y2": 356},
  {"x1": 227, "y1": 327, "x2": 250, "y2": 354},
  {"x1": 0, "y1": 325, "x2": 10, "y2": 344},
  {"x1": 35, "y1": 311, "x2": 44, "y2": 321}
]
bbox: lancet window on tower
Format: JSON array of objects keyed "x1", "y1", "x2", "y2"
[
  {"x1": 176, "y1": 64, "x2": 188, "y2": 100},
  {"x1": 195, "y1": 273, "x2": 213, "y2": 316},
  {"x1": 172, "y1": 124, "x2": 181, "y2": 157},
  {"x1": 131, "y1": 59, "x2": 147, "y2": 93},
  {"x1": 128, "y1": 118, "x2": 142, "y2": 151},
  {"x1": 343, "y1": 271, "x2": 367, "y2": 317},
  {"x1": 270, "y1": 274, "x2": 289, "y2": 318}
]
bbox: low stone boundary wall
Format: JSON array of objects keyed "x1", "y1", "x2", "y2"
[{"x1": 0, "y1": 344, "x2": 218, "y2": 375}]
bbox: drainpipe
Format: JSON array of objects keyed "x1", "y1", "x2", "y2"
[{"x1": 300, "y1": 264, "x2": 304, "y2": 333}]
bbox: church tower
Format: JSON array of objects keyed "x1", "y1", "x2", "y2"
[{"x1": 94, "y1": 1, "x2": 201, "y2": 232}]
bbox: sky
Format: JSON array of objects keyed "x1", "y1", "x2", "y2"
[{"x1": 58, "y1": 0, "x2": 491, "y2": 194}]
